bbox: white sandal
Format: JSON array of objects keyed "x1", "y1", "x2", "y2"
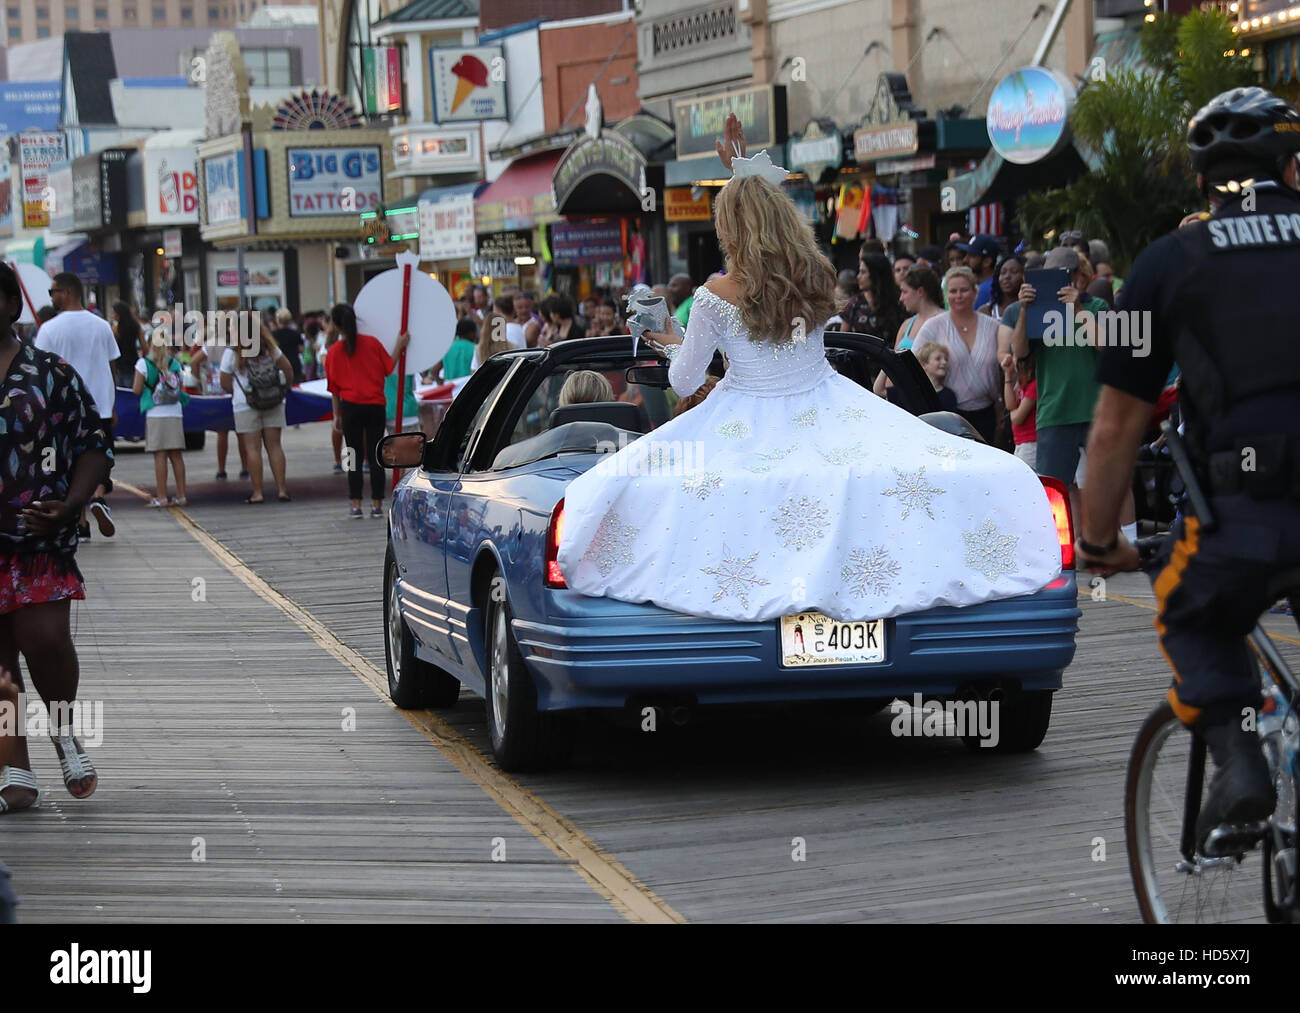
[
  {"x1": 52, "y1": 728, "x2": 96, "y2": 799},
  {"x1": 0, "y1": 765, "x2": 40, "y2": 813}
]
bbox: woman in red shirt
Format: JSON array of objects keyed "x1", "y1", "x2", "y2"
[{"x1": 325, "y1": 304, "x2": 410, "y2": 518}]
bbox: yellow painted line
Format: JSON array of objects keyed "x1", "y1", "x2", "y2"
[
  {"x1": 152, "y1": 497, "x2": 683, "y2": 925},
  {"x1": 1094, "y1": 589, "x2": 1300, "y2": 649}
]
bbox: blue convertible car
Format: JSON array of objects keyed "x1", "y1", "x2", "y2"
[{"x1": 380, "y1": 333, "x2": 1080, "y2": 770}]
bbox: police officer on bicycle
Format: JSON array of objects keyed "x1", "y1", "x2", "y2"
[{"x1": 1078, "y1": 87, "x2": 1300, "y2": 853}]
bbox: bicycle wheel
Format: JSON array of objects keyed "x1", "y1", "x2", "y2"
[{"x1": 1126, "y1": 701, "x2": 1266, "y2": 923}]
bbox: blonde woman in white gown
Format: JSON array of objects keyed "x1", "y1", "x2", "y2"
[{"x1": 556, "y1": 116, "x2": 1061, "y2": 622}]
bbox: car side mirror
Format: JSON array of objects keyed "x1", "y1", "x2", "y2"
[
  {"x1": 626, "y1": 364, "x2": 670, "y2": 387},
  {"x1": 377, "y1": 432, "x2": 426, "y2": 469}
]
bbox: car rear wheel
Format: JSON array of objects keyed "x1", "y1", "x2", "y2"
[
  {"x1": 384, "y1": 549, "x2": 460, "y2": 710},
  {"x1": 184, "y1": 430, "x2": 206, "y2": 451},
  {"x1": 960, "y1": 687, "x2": 1053, "y2": 753},
  {"x1": 484, "y1": 586, "x2": 572, "y2": 772}
]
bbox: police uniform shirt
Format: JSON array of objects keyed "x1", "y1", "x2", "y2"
[{"x1": 1096, "y1": 180, "x2": 1300, "y2": 451}]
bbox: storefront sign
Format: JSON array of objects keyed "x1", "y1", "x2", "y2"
[
  {"x1": 0, "y1": 82, "x2": 60, "y2": 135},
  {"x1": 19, "y1": 131, "x2": 65, "y2": 228},
  {"x1": 552, "y1": 132, "x2": 646, "y2": 211},
  {"x1": 673, "y1": 84, "x2": 787, "y2": 160},
  {"x1": 470, "y1": 257, "x2": 517, "y2": 278},
  {"x1": 663, "y1": 187, "x2": 711, "y2": 222},
  {"x1": 203, "y1": 151, "x2": 243, "y2": 226},
  {"x1": 788, "y1": 120, "x2": 842, "y2": 181},
  {"x1": 854, "y1": 121, "x2": 918, "y2": 162},
  {"x1": 430, "y1": 46, "x2": 507, "y2": 123},
  {"x1": 144, "y1": 147, "x2": 200, "y2": 225},
  {"x1": 986, "y1": 66, "x2": 1076, "y2": 165},
  {"x1": 163, "y1": 228, "x2": 183, "y2": 258},
  {"x1": 552, "y1": 220, "x2": 623, "y2": 265},
  {"x1": 363, "y1": 47, "x2": 403, "y2": 115},
  {"x1": 419, "y1": 191, "x2": 475, "y2": 261},
  {"x1": 63, "y1": 244, "x2": 117, "y2": 286},
  {"x1": 477, "y1": 230, "x2": 532, "y2": 259},
  {"x1": 71, "y1": 148, "x2": 129, "y2": 230},
  {"x1": 287, "y1": 146, "x2": 382, "y2": 216},
  {"x1": 209, "y1": 251, "x2": 284, "y2": 310},
  {"x1": 876, "y1": 153, "x2": 936, "y2": 174},
  {"x1": 393, "y1": 127, "x2": 478, "y2": 174}
]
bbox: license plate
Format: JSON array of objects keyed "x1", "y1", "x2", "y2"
[{"x1": 779, "y1": 612, "x2": 886, "y2": 667}]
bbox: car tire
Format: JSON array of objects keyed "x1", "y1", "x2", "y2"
[
  {"x1": 961, "y1": 687, "x2": 1053, "y2": 753},
  {"x1": 184, "y1": 430, "x2": 206, "y2": 451},
  {"x1": 484, "y1": 585, "x2": 571, "y2": 772},
  {"x1": 384, "y1": 548, "x2": 460, "y2": 710}
]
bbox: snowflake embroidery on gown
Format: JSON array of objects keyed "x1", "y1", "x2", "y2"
[
  {"x1": 745, "y1": 444, "x2": 798, "y2": 474},
  {"x1": 773, "y1": 495, "x2": 829, "y2": 550},
  {"x1": 791, "y1": 407, "x2": 818, "y2": 429},
  {"x1": 927, "y1": 442, "x2": 972, "y2": 463},
  {"x1": 682, "y1": 470, "x2": 724, "y2": 499},
  {"x1": 701, "y1": 545, "x2": 770, "y2": 608},
  {"x1": 841, "y1": 546, "x2": 902, "y2": 597},
  {"x1": 818, "y1": 442, "x2": 864, "y2": 466},
  {"x1": 582, "y1": 509, "x2": 639, "y2": 577},
  {"x1": 962, "y1": 520, "x2": 1020, "y2": 581},
  {"x1": 880, "y1": 466, "x2": 945, "y2": 520}
]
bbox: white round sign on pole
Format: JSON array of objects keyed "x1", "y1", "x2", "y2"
[
  {"x1": 8, "y1": 261, "x2": 55, "y2": 325},
  {"x1": 353, "y1": 249, "x2": 457, "y2": 376}
]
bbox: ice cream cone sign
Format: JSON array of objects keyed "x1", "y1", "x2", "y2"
[{"x1": 450, "y1": 54, "x2": 488, "y2": 114}]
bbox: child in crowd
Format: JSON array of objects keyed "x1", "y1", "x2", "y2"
[
  {"x1": 441, "y1": 317, "x2": 478, "y2": 380},
  {"x1": 1002, "y1": 352, "x2": 1038, "y2": 468},
  {"x1": 913, "y1": 341, "x2": 959, "y2": 413},
  {"x1": 132, "y1": 336, "x2": 190, "y2": 507}
]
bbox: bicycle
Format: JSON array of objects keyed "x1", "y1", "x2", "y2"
[{"x1": 1124, "y1": 422, "x2": 1300, "y2": 924}]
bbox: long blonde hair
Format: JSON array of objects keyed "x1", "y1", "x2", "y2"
[
  {"x1": 478, "y1": 310, "x2": 508, "y2": 365},
  {"x1": 713, "y1": 174, "x2": 836, "y2": 343}
]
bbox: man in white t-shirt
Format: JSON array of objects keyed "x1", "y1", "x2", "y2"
[{"x1": 34, "y1": 273, "x2": 119, "y2": 541}]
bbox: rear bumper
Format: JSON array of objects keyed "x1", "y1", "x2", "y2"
[{"x1": 514, "y1": 574, "x2": 1080, "y2": 709}]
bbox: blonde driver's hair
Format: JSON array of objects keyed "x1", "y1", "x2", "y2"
[
  {"x1": 558, "y1": 370, "x2": 614, "y2": 407},
  {"x1": 712, "y1": 174, "x2": 836, "y2": 345}
]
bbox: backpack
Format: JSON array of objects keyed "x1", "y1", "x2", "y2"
[
  {"x1": 236, "y1": 351, "x2": 287, "y2": 410},
  {"x1": 149, "y1": 358, "x2": 182, "y2": 405},
  {"x1": 143, "y1": 357, "x2": 188, "y2": 412}
]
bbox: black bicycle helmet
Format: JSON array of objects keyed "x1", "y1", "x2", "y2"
[{"x1": 1187, "y1": 87, "x2": 1300, "y2": 179}]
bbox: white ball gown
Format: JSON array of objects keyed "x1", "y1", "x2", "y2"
[{"x1": 556, "y1": 285, "x2": 1063, "y2": 622}]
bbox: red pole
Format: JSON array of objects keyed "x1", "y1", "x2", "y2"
[
  {"x1": 392, "y1": 262, "x2": 412, "y2": 492},
  {"x1": 9, "y1": 261, "x2": 40, "y2": 331}
]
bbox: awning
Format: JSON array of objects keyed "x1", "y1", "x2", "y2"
[
  {"x1": 420, "y1": 180, "x2": 483, "y2": 203},
  {"x1": 3, "y1": 237, "x2": 45, "y2": 266},
  {"x1": 44, "y1": 236, "x2": 90, "y2": 274},
  {"x1": 475, "y1": 150, "x2": 563, "y2": 232}
]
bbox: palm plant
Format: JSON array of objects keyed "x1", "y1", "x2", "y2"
[{"x1": 1017, "y1": 9, "x2": 1255, "y2": 273}]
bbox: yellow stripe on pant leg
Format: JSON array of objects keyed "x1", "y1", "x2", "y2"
[{"x1": 1154, "y1": 516, "x2": 1202, "y2": 724}]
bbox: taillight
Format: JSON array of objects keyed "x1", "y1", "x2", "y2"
[
  {"x1": 1040, "y1": 476, "x2": 1074, "y2": 569},
  {"x1": 544, "y1": 498, "x2": 566, "y2": 588}
]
